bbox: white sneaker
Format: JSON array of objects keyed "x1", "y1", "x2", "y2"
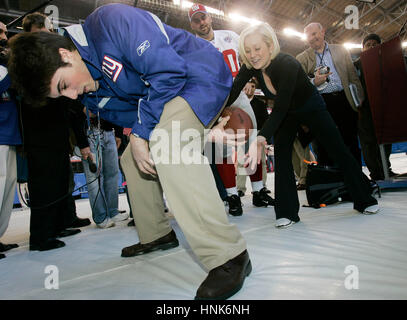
[
  {"x1": 275, "y1": 218, "x2": 297, "y2": 229},
  {"x1": 111, "y1": 212, "x2": 129, "y2": 222},
  {"x1": 362, "y1": 204, "x2": 379, "y2": 215},
  {"x1": 97, "y1": 218, "x2": 115, "y2": 229}
]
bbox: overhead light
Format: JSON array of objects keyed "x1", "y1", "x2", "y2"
[
  {"x1": 228, "y1": 12, "x2": 262, "y2": 25},
  {"x1": 204, "y1": 7, "x2": 224, "y2": 16},
  {"x1": 283, "y1": 28, "x2": 306, "y2": 40},
  {"x1": 343, "y1": 42, "x2": 362, "y2": 50},
  {"x1": 173, "y1": 1, "x2": 260, "y2": 23},
  {"x1": 173, "y1": 0, "x2": 224, "y2": 16},
  {"x1": 344, "y1": 42, "x2": 406, "y2": 49}
]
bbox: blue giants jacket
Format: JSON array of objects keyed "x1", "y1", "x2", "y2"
[{"x1": 63, "y1": 4, "x2": 232, "y2": 140}]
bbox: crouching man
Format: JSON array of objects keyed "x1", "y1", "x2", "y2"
[{"x1": 8, "y1": 4, "x2": 251, "y2": 299}]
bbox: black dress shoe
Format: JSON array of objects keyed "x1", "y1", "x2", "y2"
[
  {"x1": 0, "y1": 253, "x2": 5, "y2": 259},
  {"x1": 57, "y1": 229, "x2": 81, "y2": 238},
  {"x1": 0, "y1": 242, "x2": 19, "y2": 252},
  {"x1": 127, "y1": 219, "x2": 135, "y2": 227},
  {"x1": 237, "y1": 190, "x2": 245, "y2": 197},
  {"x1": 30, "y1": 239, "x2": 65, "y2": 251},
  {"x1": 226, "y1": 195, "x2": 243, "y2": 216},
  {"x1": 195, "y1": 250, "x2": 251, "y2": 300},
  {"x1": 70, "y1": 217, "x2": 91, "y2": 228},
  {"x1": 121, "y1": 230, "x2": 179, "y2": 257},
  {"x1": 253, "y1": 188, "x2": 275, "y2": 207}
]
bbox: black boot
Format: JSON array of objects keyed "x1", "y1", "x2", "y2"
[
  {"x1": 195, "y1": 250, "x2": 251, "y2": 300},
  {"x1": 253, "y1": 187, "x2": 275, "y2": 207},
  {"x1": 226, "y1": 194, "x2": 243, "y2": 216}
]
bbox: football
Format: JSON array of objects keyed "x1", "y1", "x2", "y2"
[{"x1": 220, "y1": 106, "x2": 253, "y2": 142}]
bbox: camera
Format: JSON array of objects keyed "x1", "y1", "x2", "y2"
[
  {"x1": 317, "y1": 65, "x2": 330, "y2": 83},
  {"x1": 319, "y1": 66, "x2": 330, "y2": 75},
  {"x1": 313, "y1": 65, "x2": 331, "y2": 89}
]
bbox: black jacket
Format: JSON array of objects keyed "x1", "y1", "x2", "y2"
[{"x1": 21, "y1": 97, "x2": 88, "y2": 151}]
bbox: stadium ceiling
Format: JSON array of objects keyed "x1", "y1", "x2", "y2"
[{"x1": 0, "y1": 0, "x2": 406, "y2": 56}]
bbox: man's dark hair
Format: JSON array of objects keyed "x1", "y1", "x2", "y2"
[
  {"x1": 362, "y1": 33, "x2": 381, "y2": 47},
  {"x1": 22, "y1": 12, "x2": 49, "y2": 32},
  {"x1": 8, "y1": 31, "x2": 76, "y2": 104}
]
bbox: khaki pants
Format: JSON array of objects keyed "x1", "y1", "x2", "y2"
[
  {"x1": 120, "y1": 97, "x2": 246, "y2": 270},
  {"x1": 0, "y1": 146, "x2": 17, "y2": 238},
  {"x1": 292, "y1": 138, "x2": 315, "y2": 185}
]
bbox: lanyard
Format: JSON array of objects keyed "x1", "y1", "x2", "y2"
[{"x1": 316, "y1": 43, "x2": 327, "y2": 67}]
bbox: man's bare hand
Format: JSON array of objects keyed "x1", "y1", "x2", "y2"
[
  {"x1": 115, "y1": 137, "x2": 122, "y2": 150},
  {"x1": 314, "y1": 68, "x2": 333, "y2": 87},
  {"x1": 80, "y1": 147, "x2": 93, "y2": 161},
  {"x1": 130, "y1": 135, "x2": 156, "y2": 176}
]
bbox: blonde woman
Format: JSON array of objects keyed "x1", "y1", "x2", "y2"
[{"x1": 226, "y1": 23, "x2": 379, "y2": 228}]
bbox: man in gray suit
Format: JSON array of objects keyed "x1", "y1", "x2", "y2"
[{"x1": 296, "y1": 22, "x2": 364, "y2": 167}]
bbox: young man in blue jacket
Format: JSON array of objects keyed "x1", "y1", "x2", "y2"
[{"x1": 8, "y1": 4, "x2": 250, "y2": 299}]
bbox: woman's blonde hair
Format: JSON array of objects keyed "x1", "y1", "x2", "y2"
[{"x1": 239, "y1": 22, "x2": 280, "y2": 69}]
